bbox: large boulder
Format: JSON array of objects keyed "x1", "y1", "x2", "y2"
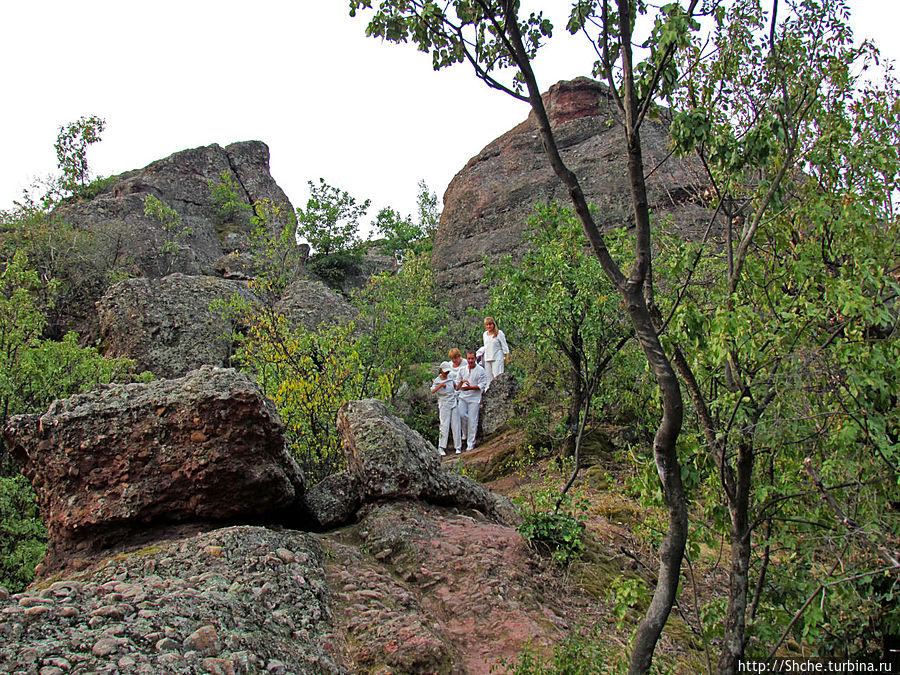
[
  {"x1": 480, "y1": 372, "x2": 521, "y2": 436},
  {"x1": 97, "y1": 274, "x2": 258, "y2": 379},
  {"x1": 302, "y1": 399, "x2": 518, "y2": 529},
  {"x1": 3, "y1": 366, "x2": 303, "y2": 573},
  {"x1": 433, "y1": 77, "x2": 711, "y2": 315},
  {"x1": 97, "y1": 273, "x2": 358, "y2": 380},
  {"x1": 275, "y1": 278, "x2": 358, "y2": 330}
]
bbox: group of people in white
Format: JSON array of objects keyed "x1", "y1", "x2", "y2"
[{"x1": 430, "y1": 317, "x2": 510, "y2": 455}]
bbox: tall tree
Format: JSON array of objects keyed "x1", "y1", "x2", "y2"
[
  {"x1": 663, "y1": 1, "x2": 900, "y2": 670},
  {"x1": 348, "y1": 1, "x2": 700, "y2": 671}
]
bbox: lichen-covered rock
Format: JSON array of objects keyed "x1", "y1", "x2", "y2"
[
  {"x1": 3, "y1": 367, "x2": 303, "y2": 573},
  {"x1": 434, "y1": 77, "x2": 711, "y2": 315},
  {"x1": 302, "y1": 472, "x2": 363, "y2": 531},
  {"x1": 275, "y1": 278, "x2": 358, "y2": 331},
  {"x1": 480, "y1": 372, "x2": 521, "y2": 437},
  {"x1": 97, "y1": 274, "x2": 258, "y2": 378},
  {"x1": 0, "y1": 526, "x2": 344, "y2": 674},
  {"x1": 324, "y1": 501, "x2": 568, "y2": 674},
  {"x1": 302, "y1": 399, "x2": 518, "y2": 529}
]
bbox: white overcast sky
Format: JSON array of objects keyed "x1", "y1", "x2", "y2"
[{"x1": 1, "y1": 2, "x2": 897, "y2": 220}]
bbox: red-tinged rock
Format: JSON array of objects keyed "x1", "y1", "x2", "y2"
[
  {"x1": 4, "y1": 366, "x2": 303, "y2": 574},
  {"x1": 434, "y1": 77, "x2": 713, "y2": 316}
]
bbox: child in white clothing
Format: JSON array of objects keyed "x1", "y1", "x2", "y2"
[{"x1": 431, "y1": 361, "x2": 462, "y2": 455}]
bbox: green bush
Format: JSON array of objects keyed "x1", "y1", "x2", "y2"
[
  {"x1": 499, "y1": 626, "x2": 611, "y2": 674},
  {"x1": 0, "y1": 474, "x2": 47, "y2": 593},
  {"x1": 515, "y1": 463, "x2": 588, "y2": 566}
]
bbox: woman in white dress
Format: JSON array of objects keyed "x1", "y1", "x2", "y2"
[{"x1": 482, "y1": 316, "x2": 509, "y2": 389}]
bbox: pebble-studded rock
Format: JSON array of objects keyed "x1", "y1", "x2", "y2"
[{"x1": 0, "y1": 526, "x2": 346, "y2": 675}]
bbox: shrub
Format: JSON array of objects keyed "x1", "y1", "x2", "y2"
[
  {"x1": 0, "y1": 474, "x2": 47, "y2": 593},
  {"x1": 515, "y1": 462, "x2": 588, "y2": 566}
]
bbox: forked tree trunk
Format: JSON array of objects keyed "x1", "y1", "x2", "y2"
[{"x1": 502, "y1": 4, "x2": 688, "y2": 673}]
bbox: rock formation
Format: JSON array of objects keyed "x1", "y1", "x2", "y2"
[
  {"x1": 303, "y1": 398, "x2": 518, "y2": 530},
  {"x1": 97, "y1": 275, "x2": 257, "y2": 379},
  {"x1": 480, "y1": 372, "x2": 521, "y2": 437},
  {"x1": 275, "y1": 278, "x2": 358, "y2": 331},
  {"x1": 433, "y1": 77, "x2": 712, "y2": 314},
  {"x1": 49, "y1": 141, "x2": 295, "y2": 339},
  {"x1": 0, "y1": 526, "x2": 343, "y2": 674},
  {"x1": 56, "y1": 141, "x2": 293, "y2": 278},
  {"x1": 1, "y1": 374, "x2": 592, "y2": 673},
  {"x1": 3, "y1": 367, "x2": 302, "y2": 573}
]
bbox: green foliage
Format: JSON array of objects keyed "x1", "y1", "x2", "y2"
[
  {"x1": 349, "y1": 0, "x2": 552, "y2": 98},
  {"x1": 229, "y1": 309, "x2": 395, "y2": 482},
  {"x1": 54, "y1": 115, "x2": 105, "y2": 196},
  {"x1": 372, "y1": 207, "x2": 422, "y2": 256},
  {"x1": 515, "y1": 460, "x2": 589, "y2": 566},
  {"x1": 208, "y1": 172, "x2": 253, "y2": 223},
  {"x1": 0, "y1": 251, "x2": 138, "y2": 441},
  {"x1": 245, "y1": 198, "x2": 304, "y2": 297},
  {"x1": 351, "y1": 249, "x2": 445, "y2": 441},
  {"x1": 143, "y1": 194, "x2": 194, "y2": 273},
  {"x1": 659, "y1": 0, "x2": 900, "y2": 659},
  {"x1": 499, "y1": 625, "x2": 611, "y2": 674},
  {"x1": 415, "y1": 179, "x2": 441, "y2": 240},
  {"x1": 486, "y1": 203, "x2": 631, "y2": 443},
  {"x1": 0, "y1": 474, "x2": 47, "y2": 593},
  {"x1": 296, "y1": 179, "x2": 369, "y2": 286},
  {"x1": 296, "y1": 178, "x2": 369, "y2": 253},
  {"x1": 0, "y1": 249, "x2": 140, "y2": 590},
  {"x1": 607, "y1": 576, "x2": 652, "y2": 632},
  {"x1": 75, "y1": 175, "x2": 116, "y2": 202},
  {"x1": 353, "y1": 249, "x2": 444, "y2": 368},
  {"x1": 373, "y1": 179, "x2": 441, "y2": 256}
]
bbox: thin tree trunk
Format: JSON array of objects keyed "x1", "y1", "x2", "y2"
[
  {"x1": 718, "y1": 439, "x2": 754, "y2": 675},
  {"x1": 501, "y1": 5, "x2": 687, "y2": 672}
]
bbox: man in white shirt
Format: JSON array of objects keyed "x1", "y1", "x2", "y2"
[{"x1": 456, "y1": 351, "x2": 487, "y2": 452}]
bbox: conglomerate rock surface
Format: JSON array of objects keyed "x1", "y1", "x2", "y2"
[
  {"x1": 3, "y1": 367, "x2": 302, "y2": 574},
  {"x1": 0, "y1": 526, "x2": 343, "y2": 675},
  {"x1": 323, "y1": 500, "x2": 570, "y2": 674},
  {"x1": 433, "y1": 77, "x2": 711, "y2": 315}
]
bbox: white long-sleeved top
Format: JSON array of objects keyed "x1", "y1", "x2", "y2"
[
  {"x1": 431, "y1": 374, "x2": 458, "y2": 406},
  {"x1": 482, "y1": 329, "x2": 509, "y2": 362},
  {"x1": 457, "y1": 364, "x2": 487, "y2": 402}
]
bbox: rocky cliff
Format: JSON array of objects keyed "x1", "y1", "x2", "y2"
[
  {"x1": 48, "y1": 141, "x2": 296, "y2": 340},
  {"x1": 56, "y1": 141, "x2": 292, "y2": 279},
  {"x1": 39, "y1": 140, "x2": 359, "y2": 377},
  {"x1": 433, "y1": 77, "x2": 711, "y2": 315}
]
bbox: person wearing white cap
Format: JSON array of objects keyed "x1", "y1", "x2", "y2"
[
  {"x1": 457, "y1": 350, "x2": 487, "y2": 452},
  {"x1": 431, "y1": 360, "x2": 462, "y2": 455}
]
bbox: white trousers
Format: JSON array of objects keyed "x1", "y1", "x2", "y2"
[
  {"x1": 438, "y1": 401, "x2": 461, "y2": 452},
  {"x1": 484, "y1": 359, "x2": 504, "y2": 389},
  {"x1": 458, "y1": 397, "x2": 481, "y2": 451}
]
